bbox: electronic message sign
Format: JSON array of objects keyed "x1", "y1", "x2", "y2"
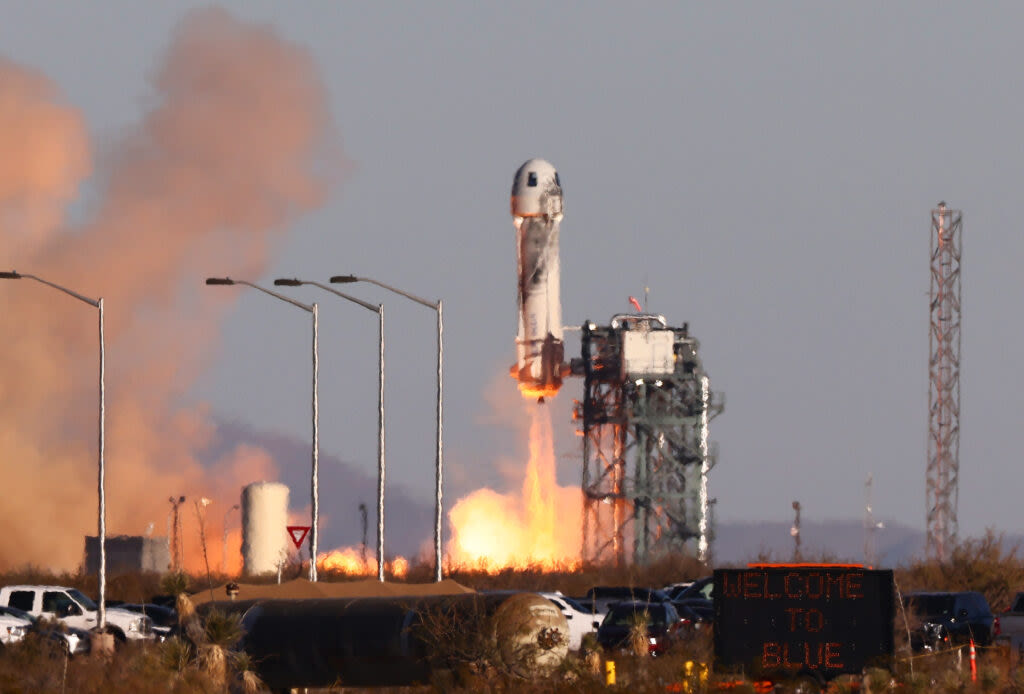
[{"x1": 714, "y1": 566, "x2": 893, "y2": 679}]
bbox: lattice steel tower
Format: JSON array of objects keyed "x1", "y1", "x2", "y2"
[
  {"x1": 572, "y1": 313, "x2": 722, "y2": 566},
  {"x1": 927, "y1": 202, "x2": 962, "y2": 562}
]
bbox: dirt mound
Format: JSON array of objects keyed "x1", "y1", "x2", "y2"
[{"x1": 193, "y1": 577, "x2": 474, "y2": 604}]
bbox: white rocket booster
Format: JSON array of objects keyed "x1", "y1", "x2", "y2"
[{"x1": 510, "y1": 158, "x2": 567, "y2": 402}]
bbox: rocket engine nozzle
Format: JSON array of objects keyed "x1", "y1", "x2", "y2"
[{"x1": 513, "y1": 334, "x2": 566, "y2": 401}]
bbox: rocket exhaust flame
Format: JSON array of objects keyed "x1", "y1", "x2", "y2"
[
  {"x1": 446, "y1": 404, "x2": 582, "y2": 572},
  {"x1": 317, "y1": 548, "x2": 409, "y2": 578},
  {"x1": 0, "y1": 8, "x2": 340, "y2": 573},
  {"x1": 444, "y1": 160, "x2": 580, "y2": 572}
]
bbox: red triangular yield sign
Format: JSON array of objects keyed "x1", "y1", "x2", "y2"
[{"x1": 286, "y1": 525, "x2": 311, "y2": 549}]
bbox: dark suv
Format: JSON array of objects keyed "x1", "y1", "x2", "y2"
[
  {"x1": 596, "y1": 600, "x2": 683, "y2": 655},
  {"x1": 584, "y1": 587, "x2": 672, "y2": 616},
  {"x1": 903, "y1": 591, "x2": 995, "y2": 651}
]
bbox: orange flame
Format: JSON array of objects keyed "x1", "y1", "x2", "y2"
[
  {"x1": 516, "y1": 382, "x2": 561, "y2": 401},
  {"x1": 447, "y1": 404, "x2": 582, "y2": 571},
  {"x1": 317, "y1": 547, "x2": 409, "y2": 578}
]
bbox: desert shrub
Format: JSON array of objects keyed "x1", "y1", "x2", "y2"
[
  {"x1": 160, "y1": 571, "x2": 190, "y2": 598},
  {"x1": 896, "y1": 529, "x2": 1024, "y2": 612},
  {"x1": 0, "y1": 638, "x2": 223, "y2": 694},
  {"x1": 628, "y1": 611, "x2": 650, "y2": 656}
]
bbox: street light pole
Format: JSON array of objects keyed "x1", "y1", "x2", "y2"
[
  {"x1": 0, "y1": 271, "x2": 108, "y2": 628},
  {"x1": 275, "y1": 279, "x2": 387, "y2": 581},
  {"x1": 205, "y1": 277, "x2": 320, "y2": 581},
  {"x1": 98, "y1": 297, "x2": 106, "y2": 627},
  {"x1": 330, "y1": 275, "x2": 445, "y2": 582}
]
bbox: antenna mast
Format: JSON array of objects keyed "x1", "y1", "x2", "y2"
[{"x1": 926, "y1": 202, "x2": 962, "y2": 562}]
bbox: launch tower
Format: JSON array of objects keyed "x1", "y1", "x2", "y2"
[
  {"x1": 573, "y1": 314, "x2": 722, "y2": 566},
  {"x1": 926, "y1": 202, "x2": 962, "y2": 562}
]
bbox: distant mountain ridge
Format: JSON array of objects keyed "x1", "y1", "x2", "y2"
[
  {"x1": 713, "y1": 519, "x2": 925, "y2": 567},
  {"x1": 207, "y1": 421, "x2": 1016, "y2": 568}
]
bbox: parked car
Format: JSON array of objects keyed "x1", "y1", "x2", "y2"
[
  {"x1": 537, "y1": 593, "x2": 595, "y2": 651},
  {"x1": 115, "y1": 604, "x2": 178, "y2": 641},
  {"x1": 584, "y1": 587, "x2": 672, "y2": 618},
  {"x1": 903, "y1": 591, "x2": 995, "y2": 651},
  {"x1": 673, "y1": 598, "x2": 713, "y2": 628},
  {"x1": 663, "y1": 581, "x2": 694, "y2": 596},
  {"x1": 675, "y1": 603, "x2": 713, "y2": 636},
  {"x1": 0, "y1": 586, "x2": 153, "y2": 643},
  {"x1": 596, "y1": 600, "x2": 684, "y2": 656},
  {"x1": 0, "y1": 606, "x2": 31, "y2": 647},
  {"x1": 995, "y1": 592, "x2": 1024, "y2": 651},
  {"x1": 668, "y1": 576, "x2": 713, "y2": 602},
  {"x1": 0, "y1": 605, "x2": 89, "y2": 655}
]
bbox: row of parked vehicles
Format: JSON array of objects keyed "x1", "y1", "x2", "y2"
[
  {"x1": 0, "y1": 579, "x2": 708, "y2": 658},
  {"x1": 0, "y1": 584, "x2": 179, "y2": 655},
  {"x1": 532, "y1": 577, "x2": 716, "y2": 655},
  {"x1": 545, "y1": 579, "x2": 1016, "y2": 658},
  {"x1": 0, "y1": 579, "x2": 1016, "y2": 664}
]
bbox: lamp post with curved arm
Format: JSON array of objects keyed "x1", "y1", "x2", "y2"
[
  {"x1": 0, "y1": 271, "x2": 108, "y2": 628},
  {"x1": 205, "y1": 277, "x2": 320, "y2": 581},
  {"x1": 330, "y1": 274, "x2": 444, "y2": 582},
  {"x1": 275, "y1": 278, "x2": 387, "y2": 581}
]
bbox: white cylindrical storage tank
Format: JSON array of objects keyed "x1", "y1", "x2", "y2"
[{"x1": 241, "y1": 482, "x2": 290, "y2": 576}]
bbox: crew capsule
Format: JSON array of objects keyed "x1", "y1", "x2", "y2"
[{"x1": 511, "y1": 158, "x2": 563, "y2": 218}]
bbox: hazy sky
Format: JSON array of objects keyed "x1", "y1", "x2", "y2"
[{"x1": 3, "y1": 2, "x2": 1023, "y2": 553}]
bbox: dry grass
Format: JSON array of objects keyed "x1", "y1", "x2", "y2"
[{"x1": 0, "y1": 637, "x2": 223, "y2": 694}]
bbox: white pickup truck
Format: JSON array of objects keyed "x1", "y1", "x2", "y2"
[
  {"x1": 0, "y1": 585, "x2": 153, "y2": 643},
  {"x1": 0, "y1": 609, "x2": 29, "y2": 647}
]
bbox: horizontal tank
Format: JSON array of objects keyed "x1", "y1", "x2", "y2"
[{"x1": 202, "y1": 592, "x2": 568, "y2": 688}]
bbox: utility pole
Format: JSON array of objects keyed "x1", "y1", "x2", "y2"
[
  {"x1": 791, "y1": 501, "x2": 802, "y2": 562},
  {"x1": 864, "y1": 473, "x2": 884, "y2": 567},
  {"x1": 169, "y1": 496, "x2": 186, "y2": 572},
  {"x1": 359, "y1": 502, "x2": 368, "y2": 564},
  {"x1": 194, "y1": 498, "x2": 213, "y2": 599}
]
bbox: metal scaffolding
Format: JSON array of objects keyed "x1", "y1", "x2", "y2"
[
  {"x1": 926, "y1": 202, "x2": 962, "y2": 562},
  {"x1": 573, "y1": 314, "x2": 722, "y2": 566}
]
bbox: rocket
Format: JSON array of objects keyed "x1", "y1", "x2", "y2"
[{"x1": 510, "y1": 158, "x2": 567, "y2": 402}]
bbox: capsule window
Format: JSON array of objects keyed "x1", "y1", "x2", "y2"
[{"x1": 527, "y1": 172, "x2": 537, "y2": 187}]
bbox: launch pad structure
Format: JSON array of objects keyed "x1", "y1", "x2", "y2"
[
  {"x1": 507, "y1": 157, "x2": 723, "y2": 566},
  {"x1": 572, "y1": 313, "x2": 723, "y2": 566}
]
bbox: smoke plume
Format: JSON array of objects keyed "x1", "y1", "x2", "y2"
[{"x1": 0, "y1": 8, "x2": 340, "y2": 571}]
